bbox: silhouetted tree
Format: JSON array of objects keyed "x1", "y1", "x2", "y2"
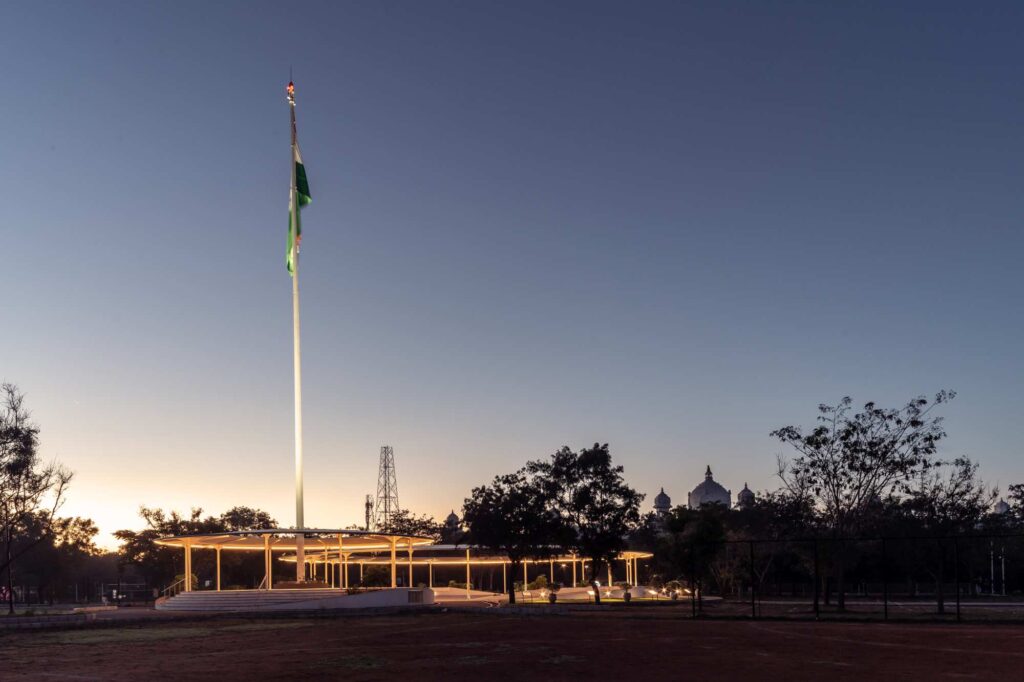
[
  {"x1": 772, "y1": 391, "x2": 954, "y2": 609},
  {"x1": 528, "y1": 444, "x2": 643, "y2": 604},
  {"x1": 897, "y1": 457, "x2": 995, "y2": 613},
  {"x1": 379, "y1": 509, "x2": 443, "y2": 541},
  {"x1": 0, "y1": 383, "x2": 73, "y2": 613},
  {"x1": 463, "y1": 470, "x2": 559, "y2": 604},
  {"x1": 115, "y1": 505, "x2": 276, "y2": 591},
  {"x1": 218, "y1": 506, "x2": 276, "y2": 532}
]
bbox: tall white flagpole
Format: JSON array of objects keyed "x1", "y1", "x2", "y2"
[{"x1": 288, "y1": 80, "x2": 305, "y2": 582}]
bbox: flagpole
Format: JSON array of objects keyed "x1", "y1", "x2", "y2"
[{"x1": 288, "y1": 81, "x2": 305, "y2": 582}]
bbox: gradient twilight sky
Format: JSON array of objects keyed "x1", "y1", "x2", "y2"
[{"x1": 3, "y1": 1, "x2": 1022, "y2": 548}]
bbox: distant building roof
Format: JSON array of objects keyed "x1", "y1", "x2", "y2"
[
  {"x1": 688, "y1": 466, "x2": 731, "y2": 508},
  {"x1": 653, "y1": 488, "x2": 672, "y2": 513}
]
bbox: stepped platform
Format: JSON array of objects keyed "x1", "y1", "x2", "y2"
[{"x1": 156, "y1": 587, "x2": 433, "y2": 612}]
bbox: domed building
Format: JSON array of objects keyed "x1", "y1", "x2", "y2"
[
  {"x1": 687, "y1": 466, "x2": 731, "y2": 509},
  {"x1": 994, "y1": 499, "x2": 1011, "y2": 515},
  {"x1": 736, "y1": 483, "x2": 755, "y2": 509},
  {"x1": 653, "y1": 488, "x2": 672, "y2": 516},
  {"x1": 440, "y1": 510, "x2": 465, "y2": 544}
]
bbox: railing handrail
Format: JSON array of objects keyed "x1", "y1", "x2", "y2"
[{"x1": 161, "y1": 578, "x2": 187, "y2": 598}]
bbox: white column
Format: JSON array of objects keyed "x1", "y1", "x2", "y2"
[
  {"x1": 184, "y1": 540, "x2": 192, "y2": 592},
  {"x1": 216, "y1": 546, "x2": 221, "y2": 592},
  {"x1": 390, "y1": 539, "x2": 397, "y2": 588},
  {"x1": 403, "y1": 540, "x2": 411, "y2": 585},
  {"x1": 465, "y1": 549, "x2": 471, "y2": 599}
]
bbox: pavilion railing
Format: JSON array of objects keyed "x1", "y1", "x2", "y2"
[{"x1": 161, "y1": 578, "x2": 187, "y2": 599}]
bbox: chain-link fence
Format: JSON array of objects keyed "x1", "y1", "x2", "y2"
[{"x1": 653, "y1": 533, "x2": 1024, "y2": 621}]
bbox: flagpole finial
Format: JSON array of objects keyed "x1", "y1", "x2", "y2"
[{"x1": 287, "y1": 81, "x2": 295, "y2": 105}]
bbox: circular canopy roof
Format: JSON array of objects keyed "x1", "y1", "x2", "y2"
[
  {"x1": 275, "y1": 546, "x2": 655, "y2": 563},
  {"x1": 154, "y1": 528, "x2": 435, "y2": 552}
]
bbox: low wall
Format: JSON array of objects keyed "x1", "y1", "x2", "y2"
[{"x1": 263, "y1": 588, "x2": 435, "y2": 611}]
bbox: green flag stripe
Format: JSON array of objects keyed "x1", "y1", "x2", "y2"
[{"x1": 296, "y1": 162, "x2": 311, "y2": 206}]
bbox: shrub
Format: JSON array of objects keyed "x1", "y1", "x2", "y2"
[
  {"x1": 526, "y1": 575, "x2": 548, "y2": 591},
  {"x1": 360, "y1": 565, "x2": 391, "y2": 588}
]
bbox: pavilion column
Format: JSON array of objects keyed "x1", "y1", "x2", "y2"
[
  {"x1": 342, "y1": 532, "x2": 350, "y2": 585},
  {"x1": 523, "y1": 561, "x2": 528, "y2": 587},
  {"x1": 261, "y1": 534, "x2": 273, "y2": 590},
  {"x1": 429, "y1": 561, "x2": 433, "y2": 589},
  {"x1": 390, "y1": 539, "x2": 397, "y2": 588},
  {"x1": 184, "y1": 540, "x2": 192, "y2": 592},
  {"x1": 359, "y1": 561, "x2": 364, "y2": 583},
  {"x1": 549, "y1": 559, "x2": 554, "y2": 583},
  {"x1": 607, "y1": 563, "x2": 613, "y2": 587},
  {"x1": 502, "y1": 561, "x2": 507, "y2": 595},
  {"x1": 408, "y1": 539, "x2": 415, "y2": 588},
  {"x1": 572, "y1": 556, "x2": 577, "y2": 588},
  {"x1": 215, "y1": 546, "x2": 221, "y2": 592},
  {"x1": 465, "y1": 549, "x2": 471, "y2": 599},
  {"x1": 626, "y1": 557, "x2": 631, "y2": 585}
]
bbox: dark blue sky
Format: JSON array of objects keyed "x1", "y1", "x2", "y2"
[{"x1": 3, "y1": 1, "x2": 1022, "y2": 543}]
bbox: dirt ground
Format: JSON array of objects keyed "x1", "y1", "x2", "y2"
[{"x1": 2, "y1": 610, "x2": 1022, "y2": 681}]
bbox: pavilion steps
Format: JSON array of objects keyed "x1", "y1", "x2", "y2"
[{"x1": 157, "y1": 588, "x2": 347, "y2": 612}]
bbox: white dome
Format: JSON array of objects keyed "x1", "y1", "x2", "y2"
[
  {"x1": 688, "y1": 466, "x2": 731, "y2": 508},
  {"x1": 653, "y1": 488, "x2": 672, "y2": 513}
]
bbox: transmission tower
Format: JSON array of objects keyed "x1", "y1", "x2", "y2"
[
  {"x1": 374, "y1": 445, "x2": 399, "y2": 530},
  {"x1": 364, "y1": 494, "x2": 373, "y2": 531}
]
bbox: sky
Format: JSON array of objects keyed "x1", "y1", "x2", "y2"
[{"x1": 2, "y1": 1, "x2": 1022, "y2": 549}]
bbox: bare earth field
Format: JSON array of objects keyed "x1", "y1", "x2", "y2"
[{"x1": 2, "y1": 609, "x2": 1022, "y2": 681}]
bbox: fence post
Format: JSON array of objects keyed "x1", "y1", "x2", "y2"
[
  {"x1": 749, "y1": 540, "x2": 756, "y2": 620},
  {"x1": 954, "y1": 537, "x2": 961, "y2": 623},
  {"x1": 813, "y1": 539, "x2": 820, "y2": 620},
  {"x1": 690, "y1": 548, "x2": 697, "y2": 619},
  {"x1": 881, "y1": 537, "x2": 888, "y2": 621}
]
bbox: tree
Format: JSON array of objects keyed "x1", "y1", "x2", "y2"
[
  {"x1": 528, "y1": 444, "x2": 643, "y2": 604},
  {"x1": 218, "y1": 506, "x2": 276, "y2": 532},
  {"x1": 654, "y1": 505, "x2": 726, "y2": 607},
  {"x1": 1007, "y1": 484, "x2": 1024, "y2": 525},
  {"x1": 17, "y1": 515, "x2": 100, "y2": 605},
  {"x1": 0, "y1": 383, "x2": 73, "y2": 613},
  {"x1": 462, "y1": 470, "x2": 559, "y2": 604},
  {"x1": 115, "y1": 505, "x2": 276, "y2": 591},
  {"x1": 379, "y1": 509, "x2": 442, "y2": 541},
  {"x1": 897, "y1": 456, "x2": 995, "y2": 613},
  {"x1": 772, "y1": 392, "x2": 954, "y2": 609}
]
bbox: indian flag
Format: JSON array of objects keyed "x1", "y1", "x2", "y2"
[{"x1": 287, "y1": 142, "x2": 312, "y2": 275}]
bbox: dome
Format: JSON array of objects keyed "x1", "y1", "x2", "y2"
[
  {"x1": 688, "y1": 466, "x2": 731, "y2": 509},
  {"x1": 737, "y1": 483, "x2": 755, "y2": 508},
  {"x1": 653, "y1": 488, "x2": 672, "y2": 514},
  {"x1": 994, "y1": 499, "x2": 1011, "y2": 515},
  {"x1": 445, "y1": 510, "x2": 460, "y2": 526}
]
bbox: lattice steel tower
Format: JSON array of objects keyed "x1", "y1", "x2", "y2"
[{"x1": 373, "y1": 445, "x2": 399, "y2": 530}]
